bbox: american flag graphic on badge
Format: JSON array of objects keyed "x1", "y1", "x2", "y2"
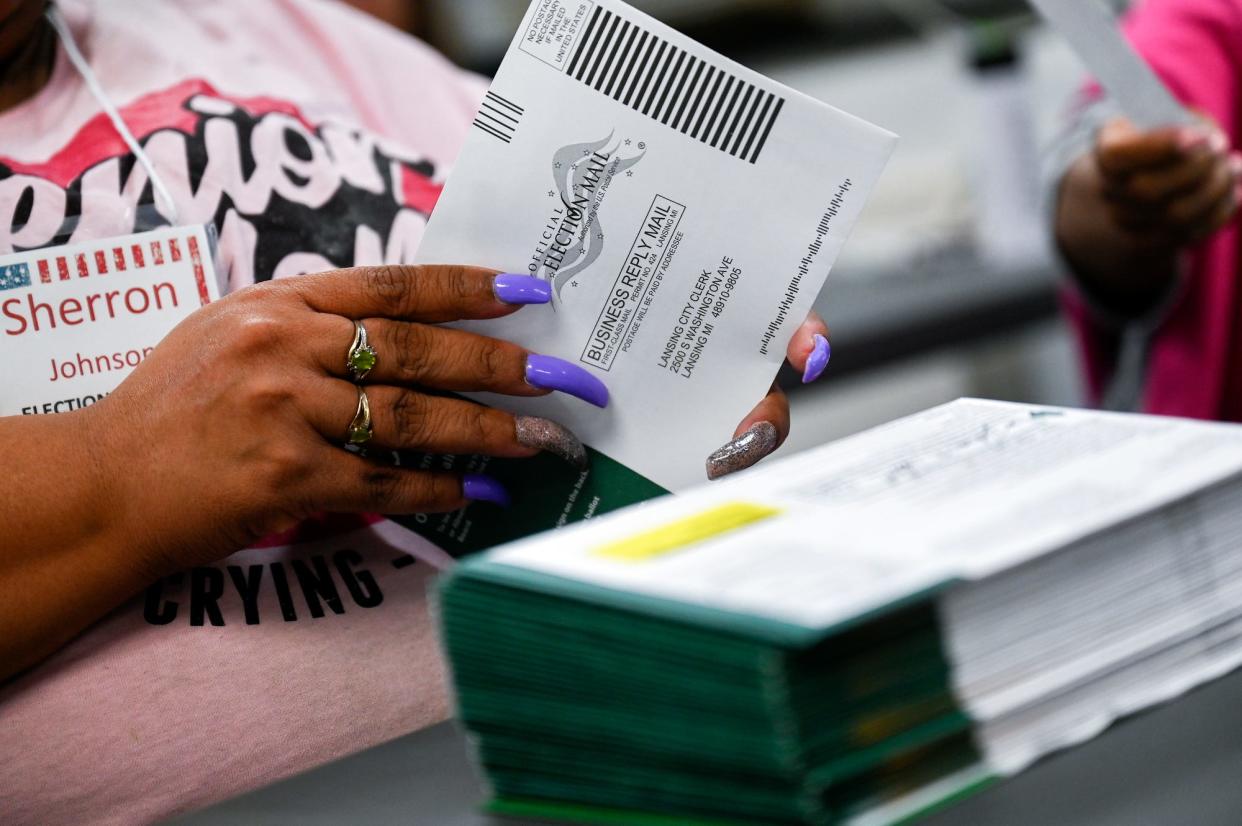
[{"x1": 0, "y1": 262, "x2": 31, "y2": 292}]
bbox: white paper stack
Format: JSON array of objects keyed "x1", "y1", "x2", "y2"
[
  {"x1": 944, "y1": 478, "x2": 1242, "y2": 774},
  {"x1": 439, "y1": 400, "x2": 1242, "y2": 824}
]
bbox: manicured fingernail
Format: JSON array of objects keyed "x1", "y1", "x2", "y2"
[
  {"x1": 1211, "y1": 130, "x2": 1232, "y2": 154},
  {"x1": 515, "y1": 415, "x2": 588, "y2": 470},
  {"x1": 525, "y1": 354, "x2": 609, "y2": 407},
  {"x1": 1230, "y1": 153, "x2": 1242, "y2": 175},
  {"x1": 463, "y1": 474, "x2": 511, "y2": 507},
  {"x1": 706, "y1": 422, "x2": 778, "y2": 481},
  {"x1": 493, "y1": 273, "x2": 552, "y2": 305},
  {"x1": 802, "y1": 334, "x2": 831, "y2": 384}
]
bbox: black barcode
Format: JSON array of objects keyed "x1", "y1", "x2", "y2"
[
  {"x1": 473, "y1": 90, "x2": 524, "y2": 143},
  {"x1": 565, "y1": 7, "x2": 784, "y2": 164}
]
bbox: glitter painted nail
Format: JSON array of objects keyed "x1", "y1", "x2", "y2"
[
  {"x1": 493, "y1": 273, "x2": 552, "y2": 305},
  {"x1": 515, "y1": 415, "x2": 588, "y2": 470},
  {"x1": 706, "y1": 421, "x2": 779, "y2": 481},
  {"x1": 463, "y1": 474, "x2": 511, "y2": 507},
  {"x1": 526, "y1": 354, "x2": 610, "y2": 407},
  {"x1": 802, "y1": 334, "x2": 831, "y2": 384}
]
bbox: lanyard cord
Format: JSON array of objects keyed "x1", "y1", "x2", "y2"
[{"x1": 45, "y1": 5, "x2": 181, "y2": 225}]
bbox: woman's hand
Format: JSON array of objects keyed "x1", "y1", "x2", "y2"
[
  {"x1": 0, "y1": 265, "x2": 599, "y2": 678},
  {"x1": 1094, "y1": 117, "x2": 1240, "y2": 246},
  {"x1": 100, "y1": 265, "x2": 603, "y2": 572},
  {"x1": 706, "y1": 311, "x2": 830, "y2": 480},
  {"x1": 1056, "y1": 117, "x2": 1241, "y2": 314}
]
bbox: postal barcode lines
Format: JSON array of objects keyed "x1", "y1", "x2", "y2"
[
  {"x1": 566, "y1": 8, "x2": 784, "y2": 163},
  {"x1": 473, "y1": 90, "x2": 524, "y2": 144}
]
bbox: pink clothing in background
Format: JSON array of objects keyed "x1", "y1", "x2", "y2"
[
  {"x1": 0, "y1": 0, "x2": 488, "y2": 822},
  {"x1": 1064, "y1": 0, "x2": 1242, "y2": 419}
]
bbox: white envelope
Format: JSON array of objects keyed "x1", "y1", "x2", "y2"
[{"x1": 418, "y1": 0, "x2": 896, "y2": 490}]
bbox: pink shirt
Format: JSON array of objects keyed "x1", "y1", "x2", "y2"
[
  {"x1": 0, "y1": 1, "x2": 486, "y2": 822},
  {"x1": 1063, "y1": 0, "x2": 1242, "y2": 419}
]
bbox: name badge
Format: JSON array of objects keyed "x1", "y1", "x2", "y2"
[{"x1": 0, "y1": 225, "x2": 221, "y2": 417}]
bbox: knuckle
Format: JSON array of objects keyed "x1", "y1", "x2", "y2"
[
  {"x1": 479, "y1": 338, "x2": 513, "y2": 380},
  {"x1": 231, "y1": 310, "x2": 287, "y2": 355},
  {"x1": 416, "y1": 264, "x2": 475, "y2": 307},
  {"x1": 394, "y1": 324, "x2": 433, "y2": 381},
  {"x1": 390, "y1": 391, "x2": 428, "y2": 441},
  {"x1": 441, "y1": 265, "x2": 477, "y2": 304},
  {"x1": 232, "y1": 279, "x2": 282, "y2": 305},
  {"x1": 391, "y1": 473, "x2": 462, "y2": 514},
  {"x1": 362, "y1": 265, "x2": 414, "y2": 314},
  {"x1": 464, "y1": 404, "x2": 494, "y2": 445},
  {"x1": 241, "y1": 374, "x2": 297, "y2": 416},
  {"x1": 434, "y1": 474, "x2": 466, "y2": 508},
  {"x1": 228, "y1": 281, "x2": 265, "y2": 305},
  {"x1": 418, "y1": 473, "x2": 465, "y2": 512},
  {"x1": 257, "y1": 442, "x2": 312, "y2": 491},
  {"x1": 360, "y1": 465, "x2": 402, "y2": 502},
  {"x1": 424, "y1": 402, "x2": 459, "y2": 445}
]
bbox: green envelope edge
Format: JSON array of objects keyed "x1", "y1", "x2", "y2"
[
  {"x1": 487, "y1": 796, "x2": 764, "y2": 825},
  {"x1": 486, "y1": 769, "x2": 998, "y2": 826}
]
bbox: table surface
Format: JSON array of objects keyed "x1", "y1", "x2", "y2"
[{"x1": 174, "y1": 666, "x2": 1242, "y2": 826}]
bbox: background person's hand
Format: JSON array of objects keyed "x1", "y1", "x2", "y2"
[
  {"x1": 88, "y1": 265, "x2": 602, "y2": 576},
  {"x1": 1054, "y1": 116, "x2": 1241, "y2": 315},
  {"x1": 707, "y1": 311, "x2": 830, "y2": 479},
  {"x1": 1094, "y1": 116, "x2": 1241, "y2": 246}
]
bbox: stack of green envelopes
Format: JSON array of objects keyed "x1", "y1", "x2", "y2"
[
  {"x1": 442, "y1": 576, "x2": 982, "y2": 825},
  {"x1": 438, "y1": 400, "x2": 1242, "y2": 824}
]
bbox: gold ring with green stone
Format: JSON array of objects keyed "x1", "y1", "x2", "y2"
[
  {"x1": 347, "y1": 320, "x2": 377, "y2": 381},
  {"x1": 347, "y1": 386, "x2": 373, "y2": 446}
]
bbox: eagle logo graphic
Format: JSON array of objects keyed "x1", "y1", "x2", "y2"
[{"x1": 547, "y1": 134, "x2": 645, "y2": 298}]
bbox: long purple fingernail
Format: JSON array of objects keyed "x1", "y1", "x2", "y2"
[
  {"x1": 493, "y1": 273, "x2": 552, "y2": 305},
  {"x1": 802, "y1": 334, "x2": 831, "y2": 384},
  {"x1": 463, "y1": 474, "x2": 511, "y2": 507},
  {"x1": 526, "y1": 354, "x2": 609, "y2": 408}
]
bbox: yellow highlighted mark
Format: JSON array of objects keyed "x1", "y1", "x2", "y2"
[{"x1": 594, "y1": 502, "x2": 781, "y2": 562}]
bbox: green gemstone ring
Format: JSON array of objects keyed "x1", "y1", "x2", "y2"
[
  {"x1": 347, "y1": 320, "x2": 377, "y2": 382},
  {"x1": 347, "y1": 386, "x2": 373, "y2": 446}
]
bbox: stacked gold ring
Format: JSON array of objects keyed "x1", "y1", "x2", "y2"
[
  {"x1": 346, "y1": 320, "x2": 377, "y2": 381},
  {"x1": 345, "y1": 320, "x2": 376, "y2": 446},
  {"x1": 347, "y1": 385, "x2": 372, "y2": 446}
]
